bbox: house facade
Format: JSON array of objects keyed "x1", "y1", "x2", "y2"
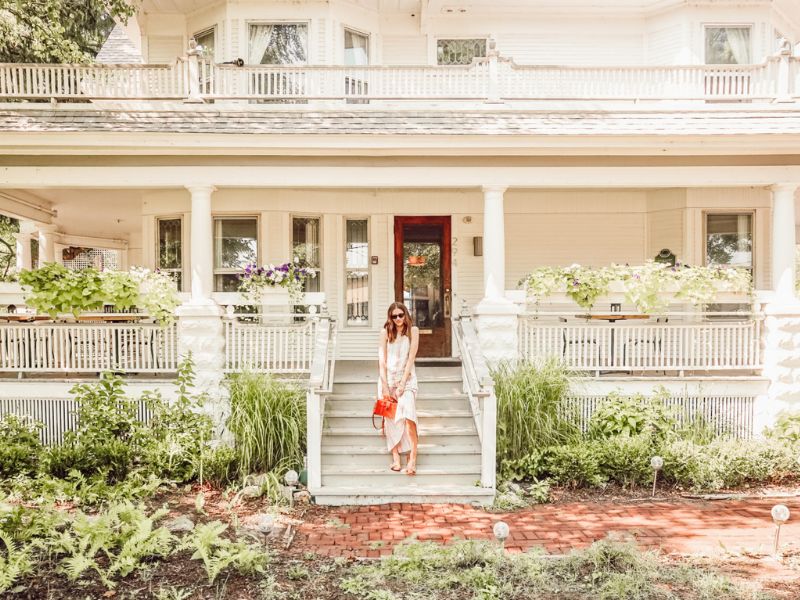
[{"x1": 1, "y1": 0, "x2": 800, "y2": 504}]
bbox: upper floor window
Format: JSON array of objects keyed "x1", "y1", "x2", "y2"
[
  {"x1": 249, "y1": 23, "x2": 307, "y2": 65},
  {"x1": 344, "y1": 29, "x2": 369, "y2": 65},
  {"x1": 194, "y1": 27, "x2": 215, "y2": 60},
  {"x1": 705, "y1": 27, "x2": 751, "y2": 64},
  {"x1": 437, "y1": 38, "x2": 486, "y2": 65},
  {"x1": 214, "y1": 217, "x2": 258, "y2": 292}
]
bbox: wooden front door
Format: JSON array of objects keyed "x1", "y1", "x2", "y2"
[{"x1": 394, "y1": 216, "x2": 452, "y2": 357}]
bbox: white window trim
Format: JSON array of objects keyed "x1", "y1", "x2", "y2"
[
  {"x1": 192, "y1": 25, "x2": 217, "y2": 61},
  {"x1": 344, "y1": 216, "x2": 371, "y2": 328},
  {"x1": 431, "y1": 36, "x2": 489, "y2": 66},
  {"x1": 155, "y1": 215, "x2": 185, "y2": 291},
  {"x1": 290, "y1": 214, "x2": 323, "y2": 292},
  {"x1": 212, "y1": 215, "x2": 261, "y2": 290},
  {"x1": 702, "y1": 23, "x2": 754, "y2": 65},
  {"x1": 702, "y1": 209, "x2": 757, "y2": 273},
  {"x1": 343, "y1": 25, "x2": 370, "y2": 65},
  {"x1": 246, "y1": 20, "x2": 312, "y2": 65}
]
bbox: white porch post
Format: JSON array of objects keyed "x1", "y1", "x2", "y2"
[
  {"x1": 759, "y1": 182, "x2": 800, "y2": 435},
  {"x1": 15, "y1": 221, "x2": 35, "y2": 271},
  {"x1": 177, "y1": 185, "x2": 228, "y2": 437},
  {"x1": 37, "y1": 224, "x2": 57, "y2": 264},
  {"x1": 474, "y1": 185, "x2": 519, "y2": 364}
]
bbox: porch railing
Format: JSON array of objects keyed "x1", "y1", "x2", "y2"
[
  {"x1": 0, "y1": 51, "x2": 796, "y2": 103},
  {"x1": 223, "y1": 315, "x2": 318, "y2": 374},
  {"x1": 0, "y1": 321, "x2": 178, "y2": 373},
  {"x1": 518, "y1": 312, "x2": 763, "y2": 375}
]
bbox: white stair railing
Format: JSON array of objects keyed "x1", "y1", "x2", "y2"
[
  {"x1": 306, "y1": 311, "x2": 336, "y2": 492},
  {"x1": 453, "y1": 313, "x2": 496, "y2": 490}
]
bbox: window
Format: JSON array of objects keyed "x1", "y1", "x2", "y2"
[
  {"x1": 705, "y1": 213, "x2": 753, "y2": 272},
  {"x1": 157, "y1": 217, "x2": 183, "y2": 290},
  {"x1": 344, "y1": 29, "x2": 369, "y2": 65},
  {"x1": 213, "y1": 217, "x2": 258, "y2": 292},
  {"x1": 194, "y1": 27, "x2": 216, "y2": 60},
  {"x1": 248, "y1": 23, "x2": 308, "y2": 65},
  {"x1": 705, "y1": 27, "x2": 751, "y2": 64},
  {"x1": 345, "y1": 219, "x2": 369, "y2": 326},
  {"x1": 292, "y1": 216, "x2": 321, "y2": 293},
  {"x1": 437, "y1": 38, "x2": 486, "y2": 65}
]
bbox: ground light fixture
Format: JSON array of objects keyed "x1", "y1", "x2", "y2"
[
  {"x1": 284, "y1": 470, "x2": 299, "y2": 487},
  {"x1": 650, "y1": 456, "x2": 664, "y2": 497},
  {"x1": 493, "y1": 521, "x2": 510, "y2": 548},
  {"x1": 771, "y1": 504, "x2": 790, "y2": 556}
]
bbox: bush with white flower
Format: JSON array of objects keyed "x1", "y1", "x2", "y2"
[
  {"x1": 520, "y1": 261, "x2": 752, "y2": 312},
  {"x1": 130, "y1": 267, "x2": 181, "y2": 326},
  {"x1": 238, "y1": 258, "x2": 316, "y2": 304}
]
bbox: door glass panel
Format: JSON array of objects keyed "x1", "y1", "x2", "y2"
[{"x1": 403, "y1": 237, "x2": 442, "y2": 329}]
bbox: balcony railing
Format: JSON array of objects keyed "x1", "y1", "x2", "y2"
[{"x1": 0, "y1": 51, "x2": 796, "y2": 103}]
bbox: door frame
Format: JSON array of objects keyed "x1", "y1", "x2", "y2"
[{"x1": 393, "y1": 215, "x2": 452, "y2": 357}]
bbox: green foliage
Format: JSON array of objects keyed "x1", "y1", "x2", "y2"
[
  {"x1": 0, "y1": 0, "x2": 136, "y2": 63},
  {"x1": 202, "y1": 446, "x2": 239, "y2": 488},
  {"x1": 227, "y1": 371, "x2": 306, "y2": 476},
  {"x1": 544, "y1": 444, "x2": 606, "y2": 488},
  {"x1": 588, "y1": 390, "x2": 676, "y2": 442},
  {"x1": 180, "y1": 521, "x2": 269, "y2": 584},
  {"x1": 492, "y1": 359, "x2": 578, "y2": 463},
  {"x1": 768, "y1": 410, "x2": 800, "y2": 443},
  {"x1": 0, "y1": 532, "x2": 33, "y2": 593},
  {"x1": 0, "y1": 415, "x2": 43, "y2": 479},
  {"x1": 594, "y1": 435, "x2": 656, "y2": 488}
]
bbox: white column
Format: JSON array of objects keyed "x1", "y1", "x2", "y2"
[
  {"x1": 14, "y1": 221, "x2": 36, "y2": 271},
  {"x1": 37, "y1": 224, "x2": 58, "y2": 264},
  {"x1": 474, "y1": 185, "x2": 519, "y2": 364},
  {"x1": 187, "y1": 185, "x2": 216, "y2": 303},
  {"x1": 771, "y1": 183, "x2": 798, "y2": 302},
  {"x1": 481, "y1": 185, "x2": 508, "y2": 302}
]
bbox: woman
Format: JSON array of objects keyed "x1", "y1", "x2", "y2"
[{"x1": 378, "y1": 302, "x2": 420, "y2": 475}]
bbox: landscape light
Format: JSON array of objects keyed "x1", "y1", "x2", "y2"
[
  {"x1": 284, "y1": 470, "x2": 299, "y2": 487},
  {"x1": 493, "y1": 521, "x2": 510, "y2": 547},
  {"x1": 650, "y1": 456, "x2": 663, "y2": 497},
  {"x1": 771, "y1": 504, "x2": 790, "y2": 556}
]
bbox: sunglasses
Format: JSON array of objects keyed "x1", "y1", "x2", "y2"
[{"x1": 391, "y1": 313, "x2": 405, "y2": 320}]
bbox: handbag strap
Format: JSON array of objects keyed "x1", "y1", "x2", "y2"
[{"x1": 372, "y1": 413, "x2": 384, "y2": 431}]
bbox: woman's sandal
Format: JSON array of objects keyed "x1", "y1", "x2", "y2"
[
  {"x1": 404, "y1": 463, "x2": 417, "y2": 476},
  {"x1": 390, "y1": 464, "x2": 402, "y2": 472}
]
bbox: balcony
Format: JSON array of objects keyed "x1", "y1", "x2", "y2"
[{"x1": 1, "y1": 50, "x2": 797, "y2": 105}]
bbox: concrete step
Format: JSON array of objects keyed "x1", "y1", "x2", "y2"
[
  {"x1": 322, "y1": 445, "x2": 482, "y2": 468},
  {"x1": 322, "y1": 428, "x2": 479, "y2": 448},
  {"x1": 309, "y1": 484, "x2": 495, "y2": 506},
  {"x1": 326, "y1": 409, "x2": 473, "y2": 418},
  {"x1": 332, "y1": 380, "x2": 464, "y2": 396},
  {"x1": 321, "y1": 466, "x2": 481, "y2": 488},
  {"x1": 326, "y1": 400, "x2": 472, "y2": 413},
  {"x1": 325, "y1": 414, "x2": 476, "y2": 430}
]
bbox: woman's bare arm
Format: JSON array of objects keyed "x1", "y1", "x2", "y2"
[
  {"x1": 378, "y1": 329, "x2": 390, "y2": 395},
  {"x1": 399, "y1": 327, "x2": 419, "y2": 389}
]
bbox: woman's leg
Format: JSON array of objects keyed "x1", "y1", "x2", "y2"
[
  {"x1": 405, "y1": 419, "x2": 418, "y2": 474},
  {"x1": 390, "y1": 444, "x2": 401, "y2": 471}
]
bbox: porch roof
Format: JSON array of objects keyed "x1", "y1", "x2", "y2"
[{"x1": 2, "y1": 105, "x2": 800, "y2": 137}]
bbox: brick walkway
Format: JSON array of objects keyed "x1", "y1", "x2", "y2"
[{"x1": 296, "y1": 498, "x2": 800, "y2": 558}]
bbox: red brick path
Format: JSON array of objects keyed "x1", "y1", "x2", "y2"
[{"x1": 295, "y1": 498, "x2": 800, "y2": 558}]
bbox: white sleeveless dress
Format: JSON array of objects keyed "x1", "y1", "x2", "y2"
[{"x1": 379, "y1": 334, "x2": 418, "y2": 454}]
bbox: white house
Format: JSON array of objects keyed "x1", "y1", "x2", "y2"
[{"x1": 1, "y1": 0, "x2": 800, "y2": 504}]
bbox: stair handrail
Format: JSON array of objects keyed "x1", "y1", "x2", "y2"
[
  {"x1": 453, "y1": 312, "x2": 496, "y2": 490},
  {"x1": 306, "y1": 307, "x2": 336, "y2": 492}
]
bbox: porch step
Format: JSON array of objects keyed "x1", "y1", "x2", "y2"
[
  {"x1": 310, "y1": 485, "x2": 495, "y2": 506},
  {"x1": 322, "y1": 445, "x2": 481, "y2": 468},
  {"x1": 321, "y1": 466, "x2": 481, "y2": 488},
  {"x1": 332, "y1": 380, "x2": 464, "y2": 395},
  {"x1": 326, "y1": 409, "x2": 473, "y2": 418},
  {"x1": 326, "y1": 415, "x2": 475, "y2": 430}
]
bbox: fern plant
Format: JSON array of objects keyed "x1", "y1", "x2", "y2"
[
  {"x1": 0, "y1": 532, "x2": 33, "y2": 593},
  {"x1": 181, "y1": 521, "x2": 269, "y2": 584}
]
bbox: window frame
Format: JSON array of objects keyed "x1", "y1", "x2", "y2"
[
  {"x1": 343, "y1": 26, "x2": 370, "y2": 65},
  {"x1": 343, "y1": 216, "x2": 371, "y2": 328},
  {"x1": 192, "y1": 26, "x2": 216, "y2": 61},
  {"x1": 702, "y1": 209, "x2": 756, "y2": 272},
  {"x1": 290, "y1": 214, "x2": 323, "y2": 293},
  {"x1": 212, "y1": 214, "x2": 260, "y2": 293},
  {"x1": 702, "y1": 24, "x2": 754, "y2": 65},
  {"x1": 434, "y1": 36, "x2": 488, "y2": 66},
  {"x1": 247, "y1": 20, "x2": 311, "y2": 65},
  {"x1": 155, "y1": 215, "x2": 184, "y2": 292}
]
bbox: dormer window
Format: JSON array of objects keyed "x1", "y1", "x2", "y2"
[
  {"x1": 705, "y1": 26, "x2": 751, "y2": 64},
  {"x1": 436, "y1": 38, "x2": 486, "y2": 65},
  {"x1": 249, "y1": 23, "x2": 308, "y2": 65}
]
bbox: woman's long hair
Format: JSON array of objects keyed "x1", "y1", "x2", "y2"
[{"x1": 384, "y1": 302, "x2": 413, "y2": 343}]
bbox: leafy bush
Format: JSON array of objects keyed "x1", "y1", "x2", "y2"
[
  {"x1": 180, "y1": 521, "x2": 269, "y2": 584},
  {"x1": 202, "y1": 445, "x2": 239, "y2": 488},
  {"x1": 768, "y1": 410, "x2": 800, "y2": 443},
  {"x1": 594, "y1": 435, "x2": 655, "y2": 488},
  {"x1": 227, "y1": 371, "x2": 306, "y2": 476},
  {"x1": 588, "y1": 390, "x2": 676, "y2": 442},
  {"x1": 499, "y1": 448, "x2": 551, "y2": 483},
  {"x1": 492, "y1": 358, "x2": 579, "y2": 463},
  {"x1": 0, "y1": 415, "x2": 43, "y2": 479},
  {"x1": 544, "y1": 444, "x2": 605, "y2": 488}
]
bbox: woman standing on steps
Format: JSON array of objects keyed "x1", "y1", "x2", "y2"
[{"x1": 379, "y1": 302, "x2": 420, "y2": 475}]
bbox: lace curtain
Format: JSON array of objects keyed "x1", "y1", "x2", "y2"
[
  {"x1": 248, "y1": 24, "x2": 307, "y2": 65},
  {"x1": 706, "y1": 27, "x2": 751, "y2": 64},
  {"x1": 344, "y1": 29, "x2": 369, "y2": 65}
]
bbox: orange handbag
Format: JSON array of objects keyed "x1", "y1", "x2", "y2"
[{"x1": 372, "y1": 394, "x2": 397, "y2": 430}]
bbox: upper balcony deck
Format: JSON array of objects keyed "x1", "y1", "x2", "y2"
[{"x1": 2, "y1": 47, "x2": 798, "y2": 106}]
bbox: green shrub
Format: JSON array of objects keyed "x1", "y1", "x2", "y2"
[
  {"x1": 544, "y1": 444, "x2": 605, "y2": 488},
  {"x1": 227, "y1": 371, "x2": 306, "y2": 476},
  {"x1": 0, "y1": 415, "x2": 43, "y2": 479},
  {"x1": 499, "y1": 448, "x2": 552, "y2": 483},
  {"x1": 492, "y1": 358, "x2": 579, "y2": 463},
  {"x1": 594, "y1": 435, "x2": 655, "y2": 488},
  {"x1": 202, "y1": 446, "x2": 239, "y2": 488},
  {"x1": 588, "y1": 389, "x2": 676, "y2": 442},
  {"x1": 768, "y1": 410, "x2": 800, "y2": 443}
]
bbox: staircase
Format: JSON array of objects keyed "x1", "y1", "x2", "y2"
[{"x1": 311, "y1": 360, "x2": 496, "y2": 506}]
